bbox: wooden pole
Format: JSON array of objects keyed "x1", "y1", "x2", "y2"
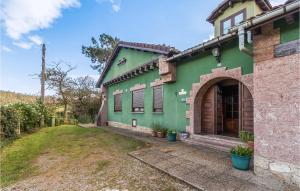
[{"x1": 40, "y1": 44, "x2": 46, "y2": 127}]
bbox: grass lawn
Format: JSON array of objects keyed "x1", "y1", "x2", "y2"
[
  {"x1": 0, "y1": 125, "x2": 193, "y2": 190},
  {"x1": 0, "y1": 125, "x2": 144, "y2": 187}
]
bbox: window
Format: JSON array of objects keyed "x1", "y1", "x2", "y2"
[
  {"x1": 221, "y1": 9, "x2": 246, "y2": 35},
  {"x1": 222, "y1": 19, "x2": 231, "y2": 35},
  {"x1": 234, "y1": 13, "x2": 244, "y2": 25},
  {"x1": 153, "y1": 85, "x2": 163, "y2": 112},
  {"x1": 132, "y1": 89, "x2": 144, "y2": 112},
  {"x1": 114, "y1": 94, "x2": 122, "y2": 112}
]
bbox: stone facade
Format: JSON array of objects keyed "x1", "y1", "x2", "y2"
[
  {"x1": 185, "y1": 67, "x2": 253, "y2": 134},
  {"x1": 158, "y1": 57, "x2": 176, "y2": 83},
  {"x1": 129, "y1": 83, "x2": 146, "y2": 91},
  {"x1": 96, "y1": 86, "x2": 108, "y2": 126},
  {"x1": 107, "y1": 121, "x2": 152, "y2": 134},
  {"x1": 253, "y1": 23, "x2": 300, "y2": 187}
]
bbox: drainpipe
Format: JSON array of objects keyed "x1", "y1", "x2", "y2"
[{"x1": 238, "y1": 27, "x2": 252, "y2": 56}]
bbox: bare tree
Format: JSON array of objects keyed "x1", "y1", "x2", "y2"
[
  {"x1": 46, "y1": 62, "x2": 75, "y2": 121},
  {"x1": 71, "y1": 76, "x2": 100, "y2": 123}
]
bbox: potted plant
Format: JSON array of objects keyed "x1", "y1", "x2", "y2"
[
  {"x1": 167, "y1": 129, "x2": 177, "y2": 142},
  {"x1": 157, "y1": 127, "x2": 167, "y2": 138},
  {"x1": 151, "y1": 124, "x2": 159, "y2": 137},
  {"x1": 179, "y1": 131, "x2": 189, "y2": 140},
  {"x1": 239, "y1": 131, "x2": 254, "y2": 149},
  {"x1": 230, "y1": 145, "x2": 253, "y2": 171}
]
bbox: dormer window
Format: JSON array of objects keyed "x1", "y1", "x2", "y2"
[
  {"x1": 118, "y1": 57, "x2": 127, "y2": 65},
  {"x1": 221, "y1": 9, "x2": 246, "y2": 35}
]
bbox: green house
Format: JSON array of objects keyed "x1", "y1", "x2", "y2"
[{"x1": 96, "y1": 0, "x2": 300, "y2": 186}]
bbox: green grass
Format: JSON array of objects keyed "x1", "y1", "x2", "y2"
[
  {"x1": 95, "y1": 160, "x2": 111, "y2": 172},
  {"x1": 0, "y1": 125, "x2": 145, "y2": 187}
]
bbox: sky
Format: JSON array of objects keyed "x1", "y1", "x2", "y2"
[{"x1": 0, "y1": 0, "x2": 286, "y2": 95}]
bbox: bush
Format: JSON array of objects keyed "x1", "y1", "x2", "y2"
[
  {"x1": 0, "y1": 106, "x2": 18, "y2": 138},
  {"x1": 12, "y1": 103, "x2": 40, "y2": 132},
  {"x1": 239, "y1": 131, "x2": 254, "y2": 142},
  {"x1": 231, "y1": 145, "x2": 253, "y2": 157},
  {"x1": 77, "y1": 114, "x2": 93, "y2": 124}
]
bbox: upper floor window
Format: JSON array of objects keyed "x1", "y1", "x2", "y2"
[
  {"x1": 221, "y1": 9, "x2": 246, "y2": 35},
  {"x1": 114, "y1": 93, "x2": 122, "y2": 112},
  {"x1": 153, "y1": 85, "x2": 163, "y2": 112},
  {"x1": 132, "y1": 89, "x2": 144, "y2": 112}
]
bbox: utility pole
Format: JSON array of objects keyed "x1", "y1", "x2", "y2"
[{"x1": 40, "y1": 43, "x2": 46, "y2": 127}]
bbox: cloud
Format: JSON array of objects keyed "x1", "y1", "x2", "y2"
[
  {"x1": 12, "y1": 41, "x2": 32, "y2": 49},
  {"x1": 96, "y1": 0, "x2": 121, "y2": 12},
  {"x1": 270, "y1": 0, "x2": 286, "y2": 6},
  {"x1": 0, "y1": 45, "x2": 12, "y2": 52},
  {"x1": 112, "y1": 3, "x2": 120, "y2": 12},
  {"x1": 0, "y1": 0, "x2": 80, "y2": 40},
  {"x1": 28, "y1": 35, "x2": 44, "y2": 45}
]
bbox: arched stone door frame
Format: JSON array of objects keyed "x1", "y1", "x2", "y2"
[{"x1": 185, "y1": 67, "x2": 253, "y2": 134}]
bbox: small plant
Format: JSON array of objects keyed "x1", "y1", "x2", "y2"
[
  {"x1": 167, "y1": 129, "x2": 177, "y2": 134},
  {"x1": 231, "y1": 145, "x2": 253, "y2": 157},
  {"x1": 239, "y1": 131, "x2": 254, "y2": 142}
]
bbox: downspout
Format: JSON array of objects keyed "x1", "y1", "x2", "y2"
[{"x1": 238, "y1": 27, "x2": 253, "y2": 56}]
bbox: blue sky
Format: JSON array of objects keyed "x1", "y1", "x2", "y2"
[{"x1": 0, "y1": 0, "x2": 284, "y2": 95}]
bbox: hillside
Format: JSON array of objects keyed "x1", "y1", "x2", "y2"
[{"x1": 0, "y1": 90, "x2": 55, "y2": 105}]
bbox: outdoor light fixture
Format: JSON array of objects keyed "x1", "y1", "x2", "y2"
[
  {"x1": 132, "y1": 119, "x2": 137, "y2": 127},
  {"x1": 212, "y1": 47, "x2": 221, "y2": 63}
]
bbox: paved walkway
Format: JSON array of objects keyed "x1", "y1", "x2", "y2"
[{"x1": 79, "y1": 124, "x2": 295, "y2": 191}]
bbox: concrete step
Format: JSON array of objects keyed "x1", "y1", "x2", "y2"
[{"x1": 182, "y1": 134, "x2": 247, "y2": 152}]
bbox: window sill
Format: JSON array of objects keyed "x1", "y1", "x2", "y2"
[
  {"x1": 132, "y1": 112, "x2": 144, "y2": 114},
  {"x1": 153, "y1": 112, "x2": 163, "y2": 114},
  {"x1": 114, "y1": 111, "x2": 122, "y2": 113}
]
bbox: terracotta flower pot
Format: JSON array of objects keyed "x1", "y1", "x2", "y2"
[
  {"x1": 151, "y1": 131, "x2": 157, "y2": 137},
  {"x1": 157, "y1": 131, "x2": 165, "y2": 138}
]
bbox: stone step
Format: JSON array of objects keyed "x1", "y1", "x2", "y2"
[
  {"x1": 182, "y1": 134, "x2": 247, "y2": 152},
  {"x1": 182, "y1": 138, "x2": 232, "y2": 152}
]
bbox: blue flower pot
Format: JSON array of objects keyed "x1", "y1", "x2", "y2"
[
  {"x1": 231, "y1": 154, "x2": 251, "y2": 170},
  {"x1": 167, "y1": 133, "x2": 177, "y2": 142}
]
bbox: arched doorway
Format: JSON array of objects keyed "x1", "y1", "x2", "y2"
[{"x1": 196, "y1": 78, "x2": 253, "y2": 138}]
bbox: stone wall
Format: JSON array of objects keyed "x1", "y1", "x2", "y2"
[
  {"x1": 253, "y1": 23, "x2": 300, "y2": 187},
  {"x1": 107, "y1": 121, "x2": 152, "y2": 134}
]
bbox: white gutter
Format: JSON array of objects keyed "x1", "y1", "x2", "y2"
[
  {"x1": 166, "y1": 32, "x2": 237, "y2": 62},
  {"x1": 167, "y1": 0, "x2": 300, "y2": 62},
  {"x1": 231, "y1": 0, "x2": 300, "y2": 32}
]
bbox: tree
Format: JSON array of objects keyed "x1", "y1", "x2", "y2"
[
  {"x1": 71, "y1": 76, "x2": 101, "y2": 123},
  {"x1": 45, "y1": 62, "x2": 75, "y2": 121},
  {"x1": 82, "y1": 33, "x2": 119, "y2": 73}
]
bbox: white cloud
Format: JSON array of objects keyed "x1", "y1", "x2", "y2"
[
  {"x1": 28, "y1": 35, "x2": 44, "y2": 45},
  {"x1": 112, "y1": 4, "x2": 120, "y2": 12},
  {"x1": 0, "y1": 45, "x2": 12, "y2": 52},
  {"x1": 270, "y1": 0, "x2": 286, "y2": 6},
  {"x1": 96, "y1": 0, "x2": 121, "y2": 12},
  {"x1": 12, "y1": 41, "x2": 32, "y2": 49},
  {"x1": 1, "y1": 0, "x2": 80, "y2": 40}
]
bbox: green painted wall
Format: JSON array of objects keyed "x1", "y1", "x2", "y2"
[
  {"x1": 103, "y1": 48, "x2": 161, "y2": 83},
  {"x1": 106, "y1": 38, "x2": 253, "y2": 131},
  {"x1": 214, "y1": 1, "x2": 263, "y2": 37},
  {"x1": 274, "y1": 13, "x2": 300, "y2": 43}
]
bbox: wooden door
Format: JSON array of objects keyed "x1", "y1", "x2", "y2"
[
  {"x1": 240, "y1": 84, "x2": 254, "y2": 132},
  {"x1": 223, "y1": 85, "x2": 239, "y2": 137},
  {"x1": 216, "y1": 86, "x2": 223, "y2": 134},
  {"x1": 201, "y1": 86, "x2": 216, "y2": 134}
]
